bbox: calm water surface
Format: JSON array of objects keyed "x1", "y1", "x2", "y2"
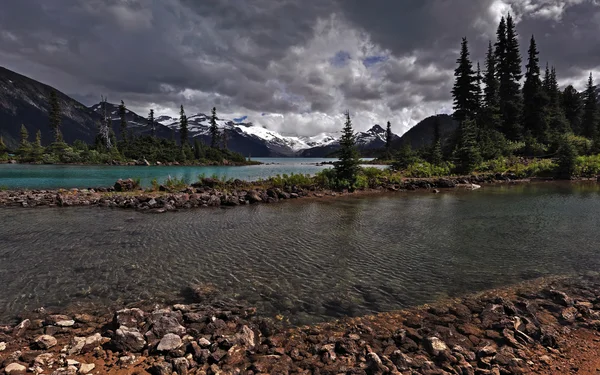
[
  {"x1": 1, "y1": 183, "x2": 600, "y2": 325},
  {"x1": 0, "y1": 158, "x2": 379, "y2": 189}
]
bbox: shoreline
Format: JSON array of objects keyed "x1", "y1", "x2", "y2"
[
  {"x1": 2, "y1": 175, "x2": 594, "y2": 213},
  {"x1": 2, "y1": 274, "x2": 600, "y2": 374}
]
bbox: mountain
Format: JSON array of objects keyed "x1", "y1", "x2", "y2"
[
  {"x1": 395, "y1": 114, "x2": 458, "y2": 150},
  {"x1": 0, "y1": 67, "x2": 102, "y2": 149},
  {"x1": 298, "y1": 124, "x2": 400, "y2": 157},
  {"x1": 0, "y1": 66, "x2": 401, "y2": 156}
]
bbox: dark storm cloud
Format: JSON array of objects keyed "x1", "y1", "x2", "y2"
[{"x1": 0, "y1": 0, "x2": 598, "y2": 134}]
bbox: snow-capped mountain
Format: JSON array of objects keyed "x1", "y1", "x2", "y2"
[{"x1": 89, "y1": 102, "x2": 400, "y2": 156}]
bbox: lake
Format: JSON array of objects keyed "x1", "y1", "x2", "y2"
[
  {"x1": 0, "y1": 158, "x2": 380, "y2": 189},
  {"x1": 1, "y1": 182, "x2": 599, "y2": 325}
]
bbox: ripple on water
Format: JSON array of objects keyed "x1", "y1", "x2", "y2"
[{"x1": 2, "y1": 183, "x2": 600, "y2": 324}]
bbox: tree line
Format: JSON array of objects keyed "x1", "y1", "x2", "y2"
[
  {"x1": 381, "y1": 13, "x2": 600, "y2": 177},
  {"x1": 3, "y1": 94, "x2": 246, "y2": 165}
]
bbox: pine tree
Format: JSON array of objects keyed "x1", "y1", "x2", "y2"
[
  {"x1": 452, "y1": 37, "x2": 478, "y2": 123},
  {"x1": 18, "y1": 124, "x2": 31, "y2": 159},
  {"x1": 334, "y1": 111, "x2": 360, "y2": 188},
  {"x1": 194, "y1": 138, "x2": 203, "y2": 160},
  {"x1": 430, "y1": 117, "x2": 443, "y2": 165},
  {"x1": 32, "y1": 130, "x2": 44, "y2": 160},
  {"x1": 548, "y1": 67, "x2": 560, "y2": 108},
  {"x1": 221, "y1": 128, "x2": 228, "y2": 150},
  {"x1": 556, "y1": 136, "x2": 577, "y2": 178},
  {"x1": 210, "y1": 107, "x2": 220, "y2": 148},
  {"x1": 454, "y1": 118, "x2": 481, "y2": 174},
  {"x1": 148, "y1": 109, "x2": 155, "y2": 137},
  {"x1": 179, "y1": 105, "x2": 188, "y2": 146},
  {"x1": 582, "y1": 73, "x2": 598, "y2": 139},
  {"x1": 496, "y1": 14, "x2": 523, "y2": 140},
  {"x1": 542, "y1": 63, "x2": 551, "y2": 93},
  {"x1": 562, "y1": 85, "x2": 583, "y2": 134},
  {"x1": 475, "y1": 62, "x2": 483, "y2": 117},
  {"x1": 482, "y1": 41, "x2": 501, "y2": 131},
  {"x1": 522, "y1": 35, "x2": 548, "y2": 142},
  {"x1": 391, "y1": 143, "x2": 417, "y2": 170},
  {"x1": 385, "y1": 121, "x2": 393, "y2": 151},
  {"x1": 119, "y1": 100, "x2": 127, "y2": 139},
  {"x1": 48, "y1": 90, "x2": 62, "y2": 142}
]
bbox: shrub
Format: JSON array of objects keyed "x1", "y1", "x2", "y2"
[
  {"x1": 405, "y1": 161, "x2": 453, "y2": 178},
  {"x1": 575, "y1": 155, "x2": 600, "y2": 177},
  {"x1": 164, "y1": 176, "x2": 188, "y2": 191}
]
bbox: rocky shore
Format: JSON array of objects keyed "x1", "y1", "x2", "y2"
[
  {"x1": 3, "y1": 275, "x2": 600, "y2": 374},
  {"x1": 0, "y1": 175, "x2": 533, "y2": 213}
]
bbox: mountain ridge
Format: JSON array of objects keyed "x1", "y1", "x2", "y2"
[{"x1": 0, "y1": 66, "x2": 408, "y2": 156}]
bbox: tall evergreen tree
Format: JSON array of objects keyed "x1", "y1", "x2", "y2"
[
  {"x1": 496, "y1": 14, "x2": 523, "y2": 140},
  {"x1": 221, "y1": 128, "x2": 228, "y2": 150},
  {"x1": 385, "y1": 121, "x2": 393, "y2": 151},
  {"x1": 522, "y1": 35, "x2": 548, "y2": 142},
  {"x1": 334, "y1": 111, "x2": 360, "y2": 188},
  {"x1": 452, "y1": 37, "x2": 478, "y2": 123},
  {"x1": 18, "y1": 124, "x2": 31, "y2": 158},
  {"x1": 119, "y1": 100, "x2": 127, "y2": 139},
  {"x1": 430, "y1": 117, "x2": 443, "y2": 165},
  {"x1": 32, "y1": 130, "x2": 44, "y2": 160},
  {"x1": 179, "y1": 105, "x2": 188, "y2": 146},
  {"x1": 194, "y1": 138, "x2": 203, "y2": 160},
  {"x1": 582, "y1": 73, "x2": 598, "y2": 139},
  {"x1": 48, "y1": 90, "x2": 62, "y2": 142},
  {"x1": 482, "y1": 41, "x2": 501, "y2": 131},
  {"x1": 454, "y1": 118, "x2": 481, "y2": 174},
  {"x1": 210, "y1": 107, "x2": 220, "y2": 148},
  {"x1": 148, "y1": 109, "x2": 155, "y2": 137},
  {"x1": 475, "y1": 62, "x2": 483, "y2": 116},
  {"x1": 542, "y1": 63, "x2": 551, "y2": 93},
  {"x1": 562, "y1": 85, "x2": 583, "y2": 134}
]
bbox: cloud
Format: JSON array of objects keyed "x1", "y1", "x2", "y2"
[{"x1": 0, "y1": 0, "x2": 598, "y2": 137}]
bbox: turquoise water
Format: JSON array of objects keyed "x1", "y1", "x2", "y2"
[{"x1": 0, "y1": 158, "x2": 381, "y2": 189}]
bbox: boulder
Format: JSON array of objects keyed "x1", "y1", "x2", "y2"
[
  {"x1": 68, "y1": 333, "x2": 107, "y2": 355},
  {"x1": 247, "y1": 191, "x2": 262, "y2": 203},
  {"x1": 35, "y1": 335, "x2": 58, "y2": 349},
  {"x1": 79, "y1": 363, "x2": 95, "y2": 374},
  {"x1": 114, "y1": 308, "x2": 146, "y2": 328},
  {"x1": 114, "y1": 179, "x2": 139, "y2": 192},
  {"x1": 4, "y1": 363, "x2": 26, "y2": 375},
  {"x1": 424, "y1": 337, "x2": 448, "y2": 356},
  {"x1": 156, "y1": 333, "x2": 183, "y2": 352},
  {"x1": 114, "y1": 326, "x2": 146, "y2": 352}
]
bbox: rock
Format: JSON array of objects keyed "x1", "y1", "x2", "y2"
[
  {"x1": 4, "y1": 363, "x2": 27, "y2": 375},
  {"x1": 69, "y1": 333, "x2": 107, "y2": 355},
  {"x1": 157, "y1": 333, "x2": 183, "y2": 352},
  {"x1": 236, "y1": 325, "x2": 255, "y2": 348},
  {"x1": 390, "y1": 350, "x2": 413, "y2": 371},
  {"x1": 424, "y1": 337, "x2": 448, "y2": 356},
  {"x1": 51, "y1": 366, "x2": 78, "y2": 375},
  {"x1": 118, "y1": 355, "x2": 136, "y2": 366},
  {"x1": 436, "y1": 179, "x2": 457, "y2": 188},
  {"x1": 247, "y1": 191, "x2": 262, "y2": 203},
  {"x1": 198, "y1": 337, "x2": 211, "y2": 348},
  {"x1": 34, "y1": 353, "x2": 54, "y2": 367},
  {"x1": 0, "y1": 342, "x2": 6, "y2": 351},
  {"x1": 114, "y1": 178, "x2": 139, "y2": 192},
  {"x1": 366, "y1": 352, "x2": 389, "y2": 374},
  {"x1": 114, "y1": 326, "x2": 146, "y2": 352},
  {"x1": 560, "y1": 307, "x2": 578, "y2": 323},
  {"x1": 35, "y1": 334, "x2": 58, "y2": 349},
  {"x1": 148, "y1": 361, "x2": 173, "y2": 375},
  {"x1": 172, "y1": 357, "x2": 189, "y2": 375},
  {"x1": 550, "y1": 290, "x2": 574, "y2": 307},
  {"x1": 79, "y1": 363, "x2": 95, "y2": 374},
  {"x1": 115, "y1": 308, "x2": 146, "y2": 328},
  {"x1": 147, "y1": 309, "x2": 186, "y2": 338},
  {"x1": 15, "y1": 319, "x2": 31, "y2": 336}
]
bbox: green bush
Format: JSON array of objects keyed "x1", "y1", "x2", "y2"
[
  {"x1": 575, "y1": 155, "x2": 600, "y2": 177},
  {"x1": 405, "y1": 162, "x2": 453, "y2": 178},
  {"x1": 164, "y1": 176, "x2": 188, "y2": 191}
]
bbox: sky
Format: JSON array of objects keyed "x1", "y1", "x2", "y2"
[{"x1": 0, "y1": 0, "x2": 599, "y2": 137}]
